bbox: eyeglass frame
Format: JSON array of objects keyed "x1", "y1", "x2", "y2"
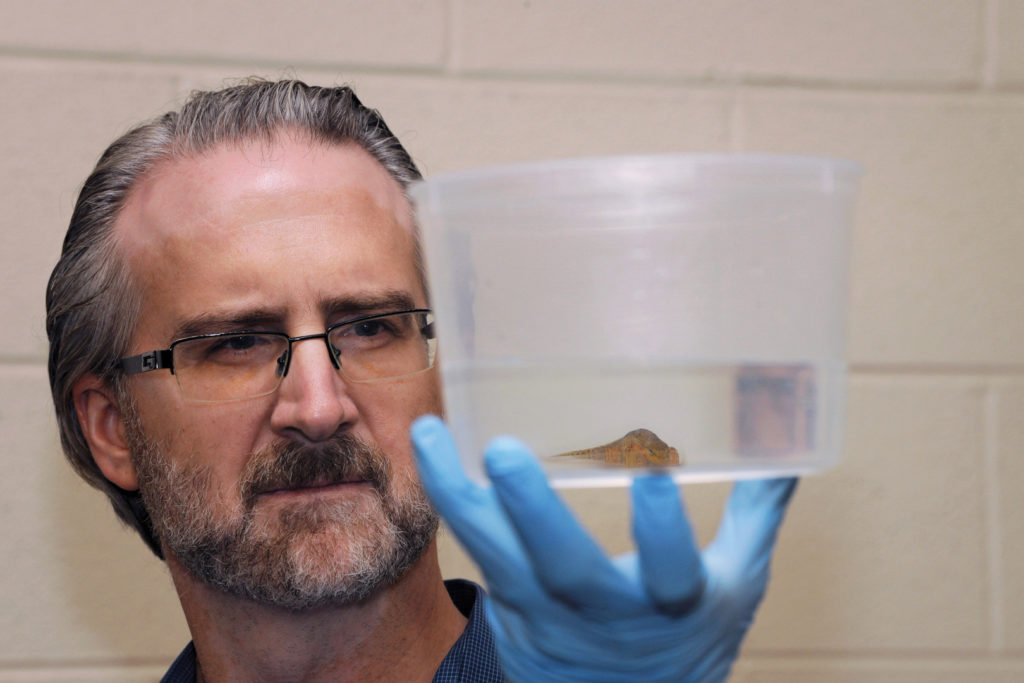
[{"x1": 116, "y1": 308, "x2": 437, "y2": 401}]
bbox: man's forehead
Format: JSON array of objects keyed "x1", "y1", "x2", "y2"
[
  {"x1": 113, "y1": 137, "x2": 414, "y2": 259},
  {"x1": 109, "y1": 137, "x2": 425, "y2": 343}
]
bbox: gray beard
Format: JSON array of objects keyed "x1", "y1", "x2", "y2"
[{"x1": 124, "y1": 411, "x2": 438, "y2": 611}]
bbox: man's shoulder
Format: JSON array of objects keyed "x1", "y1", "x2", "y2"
[{"x1": 160, "y1": 580, "x2": 504, "y2": 683}]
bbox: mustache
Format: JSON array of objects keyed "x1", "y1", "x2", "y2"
[{"x1": 239, "y1": 435, "x2": 392, "y2": 507}]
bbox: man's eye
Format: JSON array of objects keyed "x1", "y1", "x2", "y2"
[
  {"x1": 353, "y1": 321, "x2": 385, "y2": 337},
  {"x1": 217, "y1": 335, "x2": 263, "y2": 351},
  {"x1": 331, "y1": 319, "x2": 400, "y2": 353},
  {"x1": 202, "y1": 335, "x2": 278, "y2": 363}
]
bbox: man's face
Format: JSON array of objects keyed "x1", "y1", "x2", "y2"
[{"x1": 114, "y1": 136, "x2": 442, "y2": 609}]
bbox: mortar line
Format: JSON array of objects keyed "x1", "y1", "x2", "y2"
[
  {"x1": 733, "y1": 657, "x2": 1024, "y2": 677},
  {"x1": 0, "y1": 46, "x2": 1018, "y2": 97},
  {"x1": 850, "y1": 362, "x2": 1024, "y2": 376},
  {"x1": 982, "y1": 0, "x2": 999, "y2": 89},
  {"x1": 0, "y1": 355, "x2": 47, "y2": 367},
  {"x1": 739, "y1": 649, "x2": 1024, "y2": 664},
  {"x1": 983, "y1": 383, "x2": 1005, "y2": 651}
]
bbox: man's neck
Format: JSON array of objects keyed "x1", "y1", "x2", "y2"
[{"x1": 166, "y1": 542, "x2": 468, "y2": 683}]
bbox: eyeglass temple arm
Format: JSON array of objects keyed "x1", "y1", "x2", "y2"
[{"x1": 119, "y1": 350, "x2": 174, "y2": 375}]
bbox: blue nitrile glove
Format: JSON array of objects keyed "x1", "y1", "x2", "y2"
[{"x1": 411, "y1": 415, "x2": 797, "y2": 683}]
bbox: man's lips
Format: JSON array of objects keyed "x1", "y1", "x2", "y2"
[{"x1": 257, "y1": 478, "x2": 371, "y2": 498}]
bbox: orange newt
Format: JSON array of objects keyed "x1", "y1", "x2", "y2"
[{"x1": 553, "y1": 428, "x2": 681, "y2": 468}]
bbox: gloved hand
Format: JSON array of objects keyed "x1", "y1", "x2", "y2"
[{"x1": 411, "y1": 415, "x2": 797, "y2": 683}]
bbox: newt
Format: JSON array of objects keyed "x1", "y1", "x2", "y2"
[{"x1": 553, "y1": 428, "x2": 682, "y2": 468}]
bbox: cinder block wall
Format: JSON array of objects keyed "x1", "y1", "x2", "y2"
[{"x1": 2, "y1": 2, "x2": 1021, "y2": 680}]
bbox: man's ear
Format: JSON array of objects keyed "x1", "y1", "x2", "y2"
[{"x1": 72, "y1": 375, "x2": 139, "y2": 491}]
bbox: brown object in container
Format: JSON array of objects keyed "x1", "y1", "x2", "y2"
[{"x1": 554, "y1": 428, "x2": 681, "y2": 468}]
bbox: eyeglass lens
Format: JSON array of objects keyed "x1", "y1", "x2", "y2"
[{"x1": 171, "y1": 311, "x2": 435, "y2": 402}]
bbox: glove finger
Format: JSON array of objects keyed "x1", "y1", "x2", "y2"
[
  {"x1": 611, "y1": 550, "x2": 639, "y2": 579},
  {"x1": 485, "y1": 437, "x2": 640, "y2": 612},
  {"x1": 632, "y1": 474, "x2": 706, "y2": 615},
  {"x1": 707, "y1": 477, "x2": 798, "y2": 581},
  {"x1": 410, "y1": 415, "x2": 530, "y2": 589}
]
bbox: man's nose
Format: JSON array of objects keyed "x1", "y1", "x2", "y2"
[{"x1": 269, "y1": 335, "x2": 356, "y2": 442}]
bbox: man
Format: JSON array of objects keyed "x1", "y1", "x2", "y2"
[{"x1": 47, "y1": 79, "x2": 796, "y2": 682}]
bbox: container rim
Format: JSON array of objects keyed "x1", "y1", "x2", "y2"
[{"x1": 409, "y1": 152, "x2": 863, "y2": 202}]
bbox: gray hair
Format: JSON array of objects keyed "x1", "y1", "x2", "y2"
[{"x1": 45, "y1": 79, "x2": 423, "y2": 557}]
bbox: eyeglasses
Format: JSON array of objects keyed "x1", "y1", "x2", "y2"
[{"x1": 117, "y1": 309, "x2": 437, "y2": 403}]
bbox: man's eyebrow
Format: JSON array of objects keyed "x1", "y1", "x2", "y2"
[
  {"x1": 173, "y1": 309, "x2": 285, "y2": 339},
  {"x1": 322, "y1": 292, "x2": 419, "y2": 318},
  {"x1": 169, "y1": 293, "x2": 420, "y2": 340}
]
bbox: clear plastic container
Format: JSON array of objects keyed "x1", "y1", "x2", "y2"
[{"x1": 410, "y1": 154, "x2": 861, "y2": 486}]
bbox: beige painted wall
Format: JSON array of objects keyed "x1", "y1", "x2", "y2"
[{"x1": 2, "y1": 1, "x2": 1022, "y2": 680}]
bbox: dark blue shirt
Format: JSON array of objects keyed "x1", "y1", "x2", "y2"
[{"x1": 161, "y1": 579, "x2": 504, "y2": 682}]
